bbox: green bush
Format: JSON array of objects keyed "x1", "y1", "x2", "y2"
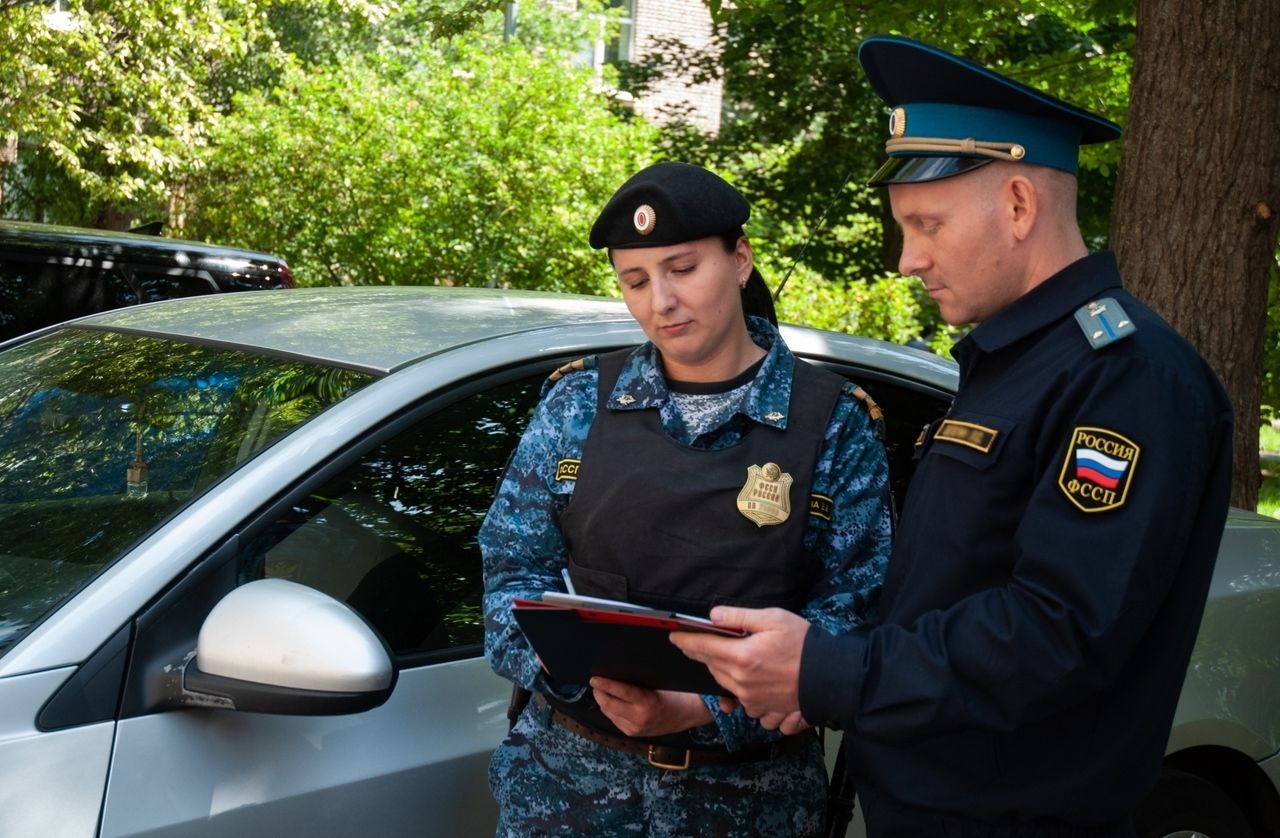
[
  {"x1": 1261, "y1": 423, "x2": 1280, "y2": 454},
  {"x1": 1262, "y1": 256, "x2": 1280, "y2": 421},
  {"x1": 185, "y1": 32, "x2": 655, "y2": 294},
  {"x1": 774, "y1": 269, "x2": 926, "y2": 346},
  {"x1": 1259, "y1": 460, "x2": 1280, "y2": 519}
]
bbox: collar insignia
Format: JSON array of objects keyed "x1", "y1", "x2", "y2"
[
  {"x1": 765, "y1": 411, "x2": 784, "y2": 422},
  {"x1": 616, "y1": 393, "x2": 636, "y2": 406}
]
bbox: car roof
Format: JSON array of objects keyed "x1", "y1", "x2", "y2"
[
  {"x1": 67, "y1": 285, "x2": 960, "y2": 390},
  {"x1": 72, "y1": 286, "x2": 635, "y2": 373},
  {"x1": 0, "y1": 219, "x2": 287, "y2": 273}
]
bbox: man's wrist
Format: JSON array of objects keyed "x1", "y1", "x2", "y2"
[{"x1": 799, "y1": 624, "x2": 865, "y2": 730}]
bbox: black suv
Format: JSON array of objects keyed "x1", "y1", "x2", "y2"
[{"x1": 0, "y1": 220, "x2": 293, "y2": 342}]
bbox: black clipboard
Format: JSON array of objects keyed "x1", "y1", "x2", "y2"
[{"x1": 512, "y1": 594, "x2": 744, "y2": 695}]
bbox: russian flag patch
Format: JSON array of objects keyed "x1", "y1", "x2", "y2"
[{"x1": 1057, "y1": 427, "x2": 1140, "y2": 513}]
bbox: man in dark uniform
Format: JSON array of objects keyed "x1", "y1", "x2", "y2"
[{"x1": 673, "y1": 35, "x2": 1234, "y2": 836}]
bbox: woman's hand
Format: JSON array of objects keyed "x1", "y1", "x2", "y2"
[{"x1": 591, "y1": 677, "x2": 713, "y2": 737}]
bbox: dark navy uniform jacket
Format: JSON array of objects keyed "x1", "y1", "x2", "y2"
[{"x1": 799, "y1": 252, "x2": 1233, "y2": 827}]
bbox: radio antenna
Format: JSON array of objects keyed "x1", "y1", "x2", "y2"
[{"x1": 771, "y1": 169, "x2": 855, "y2": 301}]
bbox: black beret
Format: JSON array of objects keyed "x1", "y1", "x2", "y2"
[{"x1": 589, "y1": 162, "x2": 749, "y2": 250}]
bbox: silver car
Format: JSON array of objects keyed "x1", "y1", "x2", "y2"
[{"x1": 0, "y1": 287, "x2": 1275, "y2": 837}]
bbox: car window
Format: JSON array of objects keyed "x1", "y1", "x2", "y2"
[
  {"x1": 799, "y1": 357, "x2": 952, "y2": 517},
  {"x1": 238, "y1": 373, "x2": 545, "y2": 661},
  {"x1": 0, "y1": 259, "x2": 137, "y2": 341},
  {"x1": 128, "y1": 265, "x2": 218, "y2": 302},
  {"x1": 230, "y1": 356, "x2": 949, "y2": 663},
  {"x1": 0, "y1": 329, "x2": 375, "y2": 656}
]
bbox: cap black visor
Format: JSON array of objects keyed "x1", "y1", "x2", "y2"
[{"x1": 868, "y1": 155, "x2": 993, "y2": 186}]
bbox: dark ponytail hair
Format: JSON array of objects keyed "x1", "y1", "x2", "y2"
[{"x1": 717, "y1": 228, "x2": 777, "y2": 326}]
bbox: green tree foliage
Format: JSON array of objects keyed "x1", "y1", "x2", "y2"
[
  {"x1": 0, "y1": 0, "x2": 280, "y2": 225},
  {"x1": 184, "y1": 21, "x2": 656, "y2": 292},
  {"x1": 627, "y1": 0, "x2": 1135, "y2": 341},
  {"x1": 775, "y1": 269, "x2": 926, "y2": 346},
  {"x1": 1264, "y1": 256, "x2": 1280, "y2": 422},
  {"x1": 0, "y1": 0, "x2": 505, "y2": 226}
]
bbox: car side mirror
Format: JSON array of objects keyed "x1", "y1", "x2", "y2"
[{"x1": 180, "y1": 578, "x2": 396, "y2": 715}]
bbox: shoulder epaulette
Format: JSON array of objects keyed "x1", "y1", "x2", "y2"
[
  {"x1": 850, "y1": 384, "x2": 883, "y2": 422},
  {"x1": 547, "y1": 357, "x2": 589, "y2": 383},
  {"x1": 1074, "y1": 297, "x2": 1136, "y2": 350}
]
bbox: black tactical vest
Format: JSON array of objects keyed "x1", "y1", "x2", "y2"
[
  {"x1": 548, "y1": 347, "x2": 845, "y2": 743},
  {"x1": 560, "y1": 348, "x2": 844, "y2": 617}
]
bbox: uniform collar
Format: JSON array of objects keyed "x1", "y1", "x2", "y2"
[
  {"x1": 608, "y1": 316, "x2": 796, "y2": 429},
  {"x1": 963, "y1": 251, "x2": 1123, "y2": 355}
]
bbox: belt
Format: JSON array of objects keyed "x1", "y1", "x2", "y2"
[{"x1": 548, "y1": 707, "x2": 813, "y2": 771}]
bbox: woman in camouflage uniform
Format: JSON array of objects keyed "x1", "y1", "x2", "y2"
[{"x1": 479, "y1": 162, "x2": 892, "y2": 837}]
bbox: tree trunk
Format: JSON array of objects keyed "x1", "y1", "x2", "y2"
[
  {"x1": 0, "y1": 134, "x2": 17, "y2": 215},
  {"x1": 1111, "y1": 0, "x2": 1280, "y2": 510},
  {"x1": 94, "y1": 205, "x2": 133, "y2": 231}
]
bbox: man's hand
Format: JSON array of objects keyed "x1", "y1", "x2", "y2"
[
  {"x1": 670, "y1": 606, "x2": 809, "y2": 723},
  {"x1": 591, "y1": 677, "x2": 713, "y2": 737},
  {"x1": 757, "y1": 710, "x2": 811, "y2": 735}
]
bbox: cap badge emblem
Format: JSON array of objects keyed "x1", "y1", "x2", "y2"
[
  {"x1": 888, "y1": 107, "x2": 907, "y2": 139},
  {"x1": 736, "y1": 462, "x2": 793, "y2": 527},
  {"x1": 633, "y1": 204, "x2": 657, "y2": 235}
]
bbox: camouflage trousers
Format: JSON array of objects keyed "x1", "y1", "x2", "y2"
[{"x1": 488, "y1": 698, "x2": 827, "y2": 837}]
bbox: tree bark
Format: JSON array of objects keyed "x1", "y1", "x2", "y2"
[
  {"x1": 0, "y1": 134, "x2": 17, "y2": 215},
  {"x1": 1112, "y1": 0, "x2": 1280, "y2": 510}
]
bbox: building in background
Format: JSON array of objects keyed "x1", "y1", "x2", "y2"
[
  {"x1": 539, "y1": 0, "x2": 725, "y2": 133},
  {"x1": 605, "y1": 0, "x2": 723, "y2": 133}
]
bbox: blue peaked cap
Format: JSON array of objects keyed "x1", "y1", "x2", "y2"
[{"x1": 857, "y1": 35, "x2": 1122, "y2": 185}]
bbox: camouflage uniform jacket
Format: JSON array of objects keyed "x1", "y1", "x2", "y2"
[{"x1": 480, "y1": 317, "x2": 891, "y2": 750}]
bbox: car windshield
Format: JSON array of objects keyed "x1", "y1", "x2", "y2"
[{"x1": 0, "y1": 328, "x2": 376, "y2": 656}]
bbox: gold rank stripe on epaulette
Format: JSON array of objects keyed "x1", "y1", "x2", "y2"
[
  {"x1": 808, "y1": 493, "x2": 834, "y2": 521},
  {"x1": 547, "y1": 358, "x2": 588, "y2": 383},
  {"x1": 554, "y1": 458, "x2": 580, "y2": 481},
  {"x1": 934, "y1": 419, "x2": 998, "y2": 453},
  {"x1": 851, "y1": 386, "x2": 883, "y2": 422}
]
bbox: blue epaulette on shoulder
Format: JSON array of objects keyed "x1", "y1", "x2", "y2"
[{"x1": 1074, "y1": 297, "x2": 1136, "y2": 350}]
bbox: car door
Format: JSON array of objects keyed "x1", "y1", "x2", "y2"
[{"x1": 98, "y1": 367, "x2": 552, "y2": 837}]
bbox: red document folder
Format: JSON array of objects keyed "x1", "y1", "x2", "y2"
[{"x1": 512, "y1": 593, "x2": 744, "y2": 695}]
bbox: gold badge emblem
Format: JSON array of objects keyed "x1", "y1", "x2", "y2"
[
  {"x1": 737, "y1": 462, "x2": 793, "y2": 527},
  {"x1": 1057, "y1": 426, "x2": 1140, "y2": 513},
  {"x1": 633, "y1": 204, "x2": 657, "y2": 235},
  {"x1": 554, "y1": 458, "x2": 580, "y2": 482},
  {"x1": 889, "y1": 106, "x2": 907, "y2": 138}
]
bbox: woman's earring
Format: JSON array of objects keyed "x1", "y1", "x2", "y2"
[{"x1": 739, "y1": 276, "x2": 748, "y2": 289}]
